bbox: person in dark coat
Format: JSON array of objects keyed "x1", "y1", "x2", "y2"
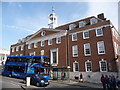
[
  {"x1": 111, "y1": 75, "x2": 116, "y2": 90},
  {"x1": 101, "y1": 74, "x2": 106, "y2": 90},
  {"x1": 105, "y1": 75, "x2": 111, "y2": 89}
]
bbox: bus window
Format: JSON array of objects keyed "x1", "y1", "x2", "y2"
[
  {"x1": 7, "y1": 65, "x2": 13, "y2": 71},
  {"x1": 40, "y1": 68, "x2": 50, "y2": 75},
  {"x1": 33, "y1": 57, "x2": 41, "y2": 63}
]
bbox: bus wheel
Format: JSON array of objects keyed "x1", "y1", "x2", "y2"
[
  {"x1": 36, "y1": 82, "x2": 40, "y2": 87},
  {"x1": 9, "y1": 74, "x2": 12, "y2": 77}
]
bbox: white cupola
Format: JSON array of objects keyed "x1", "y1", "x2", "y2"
[{"x1": 48, "y1": 7, "x2": 58, "y2": 29}]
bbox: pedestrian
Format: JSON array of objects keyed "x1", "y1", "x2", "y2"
[
  {"x1": 111, "y1": 75, "x2": 116, "y2": 90},
  {"x1": 115, "y1": 76, "x2": 120, "y2": 88},
  {"x1": 101, "y1": 74, "x2": 106, "y2": 90},
  {"x1": 105, "y1": 75, "x2": 111, "y2": 89}
]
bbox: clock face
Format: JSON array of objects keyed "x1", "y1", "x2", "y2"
[{"x1": 41, "y1": 31, "x2": 46, "y2": 36}]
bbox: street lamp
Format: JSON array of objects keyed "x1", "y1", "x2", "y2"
[{"x1": 67, "y1": 66, "x2": 71, "y2": 82}]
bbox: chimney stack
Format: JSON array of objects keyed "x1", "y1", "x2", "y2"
[{"x1": 97, "y1": 13, "x2": 106, "y2": 20}]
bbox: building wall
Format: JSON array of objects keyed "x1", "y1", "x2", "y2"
[{"x1": 10, "y1": 15, "x2": 119, "y2": 73}]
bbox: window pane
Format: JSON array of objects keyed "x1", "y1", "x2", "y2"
[
  {"x1": 72, "y1": 45, "x2": 78, "y2": 57},
  {"x1": 84, "y1": 43, "x2": 91, "y2": 56},
  {"x1": 97, "y1": 41, "x2": 105, "y2": 54}
]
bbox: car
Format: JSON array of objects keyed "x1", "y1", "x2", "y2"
[{"x1": 24, "y1": 74, "x2": 49, "y2": 87}]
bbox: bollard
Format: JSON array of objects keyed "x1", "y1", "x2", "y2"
[{"x1": 26, "y1": 77, "x2": 30, "y2": 86}]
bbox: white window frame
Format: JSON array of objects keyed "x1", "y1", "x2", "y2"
[
  {"x1": 34, "y1": 42, "x2": 38, "y2": 48},
  {"x1": 20, "y1": 54, "x2": 23, "y2": 56},
  {"x1": 99, "y1": 59, "x2": 107, "y2": 72},
  {"x1": 56, "y1": 37, "x2": 61, "y2": 44},
  {"x1": 97, "y1": 41, "x2": 105, "y2": 55},
  {"x1": 72, "y1": 45, "x2": 78, "y2": 57},
  {"x1": 16, "y1": 46, "x2": 19, "y2": 51},
  {"x1": 21, "y1": 45, "x2": 24, "y2": 51},
  {"x1": 50, "y1": 48, "x2": 58, "y2": 66},
  {"x1": 41, "y1": 50, "x2": 44, "y2": 55},
  {"x1": 11, "y1": 47, "x2": 14, "y2": 52},
  {"x1": 96, "y1": 28, "x2": 103, "y2": 37},
  {"x1": 72, "y1": 33, "x2": 77, "y2": 41},
  {"x1": 90, "y1": 18, "x2": 98, "y2": 25},
  {"x1": 84, "y1": 43, "x2": 91, "y2": 56},
  {"x1": 41, "y1": 41, "x2": 45, "y2": 47},
  {"x1": 48, "y1": 39, "x2": 52, "y2": 45},
  {"x1": 29, "y1": 52, "x2": 35, "y2": 56},
  {"x1": 73, "y1": 61, "x2": 79, "y2": 72},
  {"x1": 83, "y1": 31, "x2": 89, "y2": 39},
  {"x1": 85, "y1": 60, "x2": 92, "y2": 72},
  {"x1": 28, "y1": 44, "x2": 32, "y2": 49},
  {"x1": 79, "y1": 21, "x2": 86, "y2": 28},
  {"x1": 69, "y1": 24, "x2": 75, "y2": 30}
]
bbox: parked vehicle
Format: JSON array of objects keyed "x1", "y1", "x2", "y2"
[{"x1": 24, "y1": 74, "x2": 49, "y2": 87}]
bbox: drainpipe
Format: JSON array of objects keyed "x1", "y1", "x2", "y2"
[{"x1": 66, "y1": 30, "x2": 70, "y2": 82}]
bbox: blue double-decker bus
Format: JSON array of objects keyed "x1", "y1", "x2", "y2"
[{"x1": 2, "y1": 55, "x2": 50, "y2": 80}]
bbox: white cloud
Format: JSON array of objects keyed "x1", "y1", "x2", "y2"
[
  {"x1": 3, "y1": 24, "x2": 36, "y2": 33},
  {"x1": 86, "y1": 2, "x2": 118, "y2": 29}
]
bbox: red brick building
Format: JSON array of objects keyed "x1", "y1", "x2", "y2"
[{"x1": 10, "y1": 12, "x2": 120, "y2": 82}]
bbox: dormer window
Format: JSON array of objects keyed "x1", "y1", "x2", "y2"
[
  {"x1": 79, "y1": 21, "x2": 86, "y2": 28},
  {"x1": 69, "y1": 24, "x2": 75, "y2": 30},
  {"x1": 90, "y1": 18, "x2": 98, "y2": 25}
]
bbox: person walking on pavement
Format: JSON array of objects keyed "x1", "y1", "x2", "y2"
[
  {"x1": 101, "y1": 74, "x2": 106, "y2": 90},
  {"x1": 116, "y1": 76, "x2": 120, "y2": 88},
  {"x1": 111, "y1": 75, "x2": 116, "y2": 90},
  {"x1": 105, "y1": 75, "x2": 111, "y2": 89}
]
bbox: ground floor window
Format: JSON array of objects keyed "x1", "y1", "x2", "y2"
[
  {"x1": 99, "y1": 59, "x2": 107, "y2": 72},
  {"x1": 50, "y1": 48, "x2": 58, "y2": 66},
  {"x1": 73, "y1": 61, "x2": 79, "y2": 72},
  {"x1": 85, "y1": 60, "x2": 92, "y2": 72}
]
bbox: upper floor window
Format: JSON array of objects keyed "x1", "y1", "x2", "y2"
[
  {"x1": 34, "y1": 42, "x2": 38, "y2": 48},
  {"x1": 29, "y1": 52, "x2": 35, "y2": 56},
  {"x1": 73, "y1": 61, "x2": 79, "y2": 72},
  {"x1": 84, "y1": 43, "x2": 91, "y2": 56},
  {"x1": 16, "y1": 46, "x2": 19, "y2": 51},
  {"x1": 90, "y1": 18, "x2": 98, "y2": 25},
  {"x1": 97, "y1": 41, "x2": 105, "y2": 54},
  {"x1": 85, "y1": 60, "x2": 92, "y2": 72},
  {"x1": 72, "y1": 33, "x2": 77, "y2": 41},
  {"x1": 69, "y1": 24, "x2": 75, "y2": 30},
  {"x1": 11, "y1": 47, "x2": 14, "y2": 52},
  {"x1": 99, "y1": 59, "x2": 107, "y2": 72},
  {"x1": 56, "y1": 37, "x2": 61, "y2": 44},
  {"x1": 96, "y1": 28, "x2": 103, "y2": 36},
  {"x1": 72, "y1": 45, "x2": 78, "y2": 57},
  {"x1": 28, "y1": 44, "x2": 32, "y2": 49},
  {"x1": 48, "y1": 39, "x2": 52, "y2": 45},
  {"x1": 41, "y1": 50, "x2": 44, "y2": 55},
  {"x1": 79, "y1": 21, "x2": 86, "y2": 28},
  {"x1": 21, "y1": 45, "x2": 24, "y2": 51},
  {"x1": 41, "y1": 41, "x2": 45, "y2": 47},
  {"x1": 83, "y1": 31, "x2": 89, "y2": 39}
]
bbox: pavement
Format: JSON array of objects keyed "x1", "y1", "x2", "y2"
[{"x1": 50, "y1": 79, "x2": 103, "y2": 88}]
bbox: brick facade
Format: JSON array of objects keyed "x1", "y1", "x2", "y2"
[{"x1": 10, "y1": 13, "x2": 120, "y2": 74}]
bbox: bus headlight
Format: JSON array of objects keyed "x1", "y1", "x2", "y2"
[{"x1": 41, "y1": 80, "x2": 44, "y2": 83}]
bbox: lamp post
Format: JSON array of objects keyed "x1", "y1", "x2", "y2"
[{"x1": 67, "y1": 66, "x2": 71, "y2": 82}]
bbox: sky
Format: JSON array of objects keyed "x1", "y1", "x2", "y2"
[{"x1": 1, "y1": 1, "x2": 119, "y2": 50}]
